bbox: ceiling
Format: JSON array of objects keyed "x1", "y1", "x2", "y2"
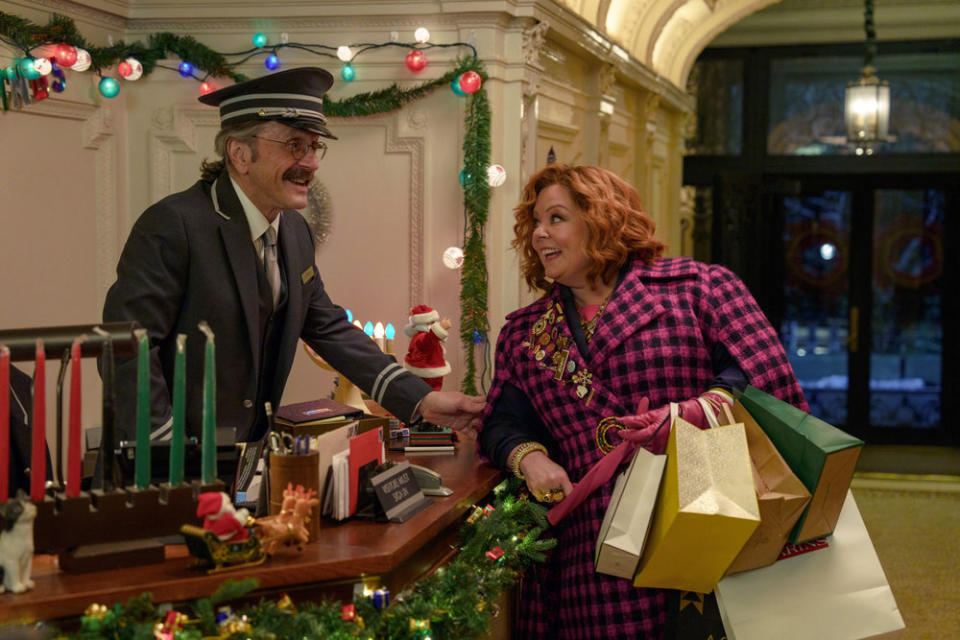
[{"x1": 555, "y1": 0, "x2": 960, "y2": 89}]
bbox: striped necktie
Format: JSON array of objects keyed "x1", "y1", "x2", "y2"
[{"x1": 262, "y1": 226, "x2": 281, "y2": 308}]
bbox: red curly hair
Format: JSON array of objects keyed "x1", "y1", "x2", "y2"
[{"x1": 513, "y1": 164, "x2": 666, "y2": 291}]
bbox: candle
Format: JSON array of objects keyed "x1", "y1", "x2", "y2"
[
  {"x1": 198, "y1": 322, "x2": 216, "y2": 485},
  {"x1": 373, "y1": 322, "x2": 385, "y2": 352},
  {"x1": 31, "y1": 339, "x2": 46, "y2": 502},
  {"x1": 169, "y1": 334, "x2": 186, "y2": 486},
  {"x1": 66, "y1": 336, "x2": 84, "y2": 498},
  {"x1": 0, "y1": 345, "x2": 9, "y2": 503},
  {"x1": 96, "y1": 327, "x2": 117, "y2": 492},
  {"x1": 134, "y1": 329, "x2": 151, "y2": 489}
]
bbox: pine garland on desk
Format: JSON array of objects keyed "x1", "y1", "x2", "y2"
[{"x1": 46, "y1": 481, "x2": 553, "y2": 640}]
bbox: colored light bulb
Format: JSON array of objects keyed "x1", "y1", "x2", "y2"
[
  {"x1": 253, "y1": 33, "x2": 267, "y2": 48},
  {"x1": 98, "y1": 76, "x2": 120, "y2": 98}
]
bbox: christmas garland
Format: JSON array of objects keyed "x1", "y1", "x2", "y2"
[
  {"x1": 37, "y1": 481, "x2": 553, "y2": 640},
  {"x1": 0, "y1": 10, "x2": 491, "y2": 394}
]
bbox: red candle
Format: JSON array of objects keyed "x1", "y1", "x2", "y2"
[
  {"x1": 66, "y1": 336, "x2": 84, "y2": 498},
  {"x1": 31, "y1": 339, "x2": 46, "y2": 502},
  {"x1": 0, "y1": 345, "x2": 9, "y2": 503}
]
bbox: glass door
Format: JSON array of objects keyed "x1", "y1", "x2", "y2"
[
  {"x1": 779, "y1": 189, "x2": 852, "y2": 428},
  {"x1": 771, "y1": 178, "x2": 956, "y2": 445},
  {"x1": 869, "y1": 188, "x2": 945, "y2": 432}
]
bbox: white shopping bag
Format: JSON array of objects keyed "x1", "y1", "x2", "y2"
[
  {"x1": 594, "y1": 446, "x2": 667, "y2": 579},
  {"x1": 715, "y1": 490, "x2": 904, "y2": 640}
]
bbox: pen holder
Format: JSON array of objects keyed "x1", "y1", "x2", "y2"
[{"x1": 269, "y1": 451, "x2": 321, "y2": 543}]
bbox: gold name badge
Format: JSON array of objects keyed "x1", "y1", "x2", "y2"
[{"x1": 300, "y1": 265, "x2": 315, "y2": 284}]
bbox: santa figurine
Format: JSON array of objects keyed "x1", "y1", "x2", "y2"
[
  {"x1": 403, "y1": 304, "x2": 452, "y2": 392},
  {"x1": 196, "y1": 492, "x2": 251, "y2": 542}
]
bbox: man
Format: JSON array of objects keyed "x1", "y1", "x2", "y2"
[{"x1": 103, "y1": 67, "x2": 484, "y2": 449}]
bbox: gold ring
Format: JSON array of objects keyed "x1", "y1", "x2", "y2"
[
  {"x1": 548, "y1": 488, "x2": 565, "y2": 501},
  {"x1": 535, "y1": 491, "x2": 554, "y2": 504}
]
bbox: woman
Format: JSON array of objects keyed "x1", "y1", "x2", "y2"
[{"x1": 477, "y1": 164, "x2": 806, "y2": 639}]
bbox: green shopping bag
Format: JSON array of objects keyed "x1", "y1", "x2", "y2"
[{"x1": 735, "y1": 386, "x2": 863, "y2": 544}]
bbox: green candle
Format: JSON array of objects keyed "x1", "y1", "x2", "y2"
[
  {"x1": 134, "y1": 328, "x2": 151, "y2": 489},
  {"x1": 169, "y1": 333, "x2": 187, "y2": 486},
  {"x1": 199, "y1": 322, "x2": 216, "y2": 485}
]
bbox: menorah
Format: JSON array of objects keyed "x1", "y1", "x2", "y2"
[{"x1": 0, "y1": 323, "x2": 224, "y2": 573}]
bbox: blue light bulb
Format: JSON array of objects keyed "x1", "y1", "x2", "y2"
[
  {"x1": 265, "y1": 55, "x2": 280, "y2": 71},
  {"x1": 345, "y1": 309, "x2": 353, "y2": 322},
  {"x1": 98, "y1": 77, "x2": 120, "y2": 98},
  {"x1": 385, "y1": 323, "x2": 396, "y2": 340},
  {"x1": 363, "y1": 321, "x2": 374, "y2": 337},
  {"x1": 178, "y1": 62, "x2": 194, "y2": 77}
]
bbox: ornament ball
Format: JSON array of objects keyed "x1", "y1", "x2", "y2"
[
  {"x1": 54, "y1": 44, "x2": 78, "y2": 68},
  {"x1": 442, "y1": 246, "x2": 465, "y2": 269},
  {"x1": 405, "y1": 50, "x2": 427, "y2": 72},
  {"x1": 71, "y1": 49, "x2": 92, "y2": 72},
  {"x1": 486, "y1": 164, "x2": 507, "y2": 187},
  {"x1": 122, "y1": 57, "x2": 143, "y2": 81},
  {"x1": 459, "y1": 71, "x2": 482, "y2": 94},
  {"x1": 98, "y1": 76, "x2": 120, "y2": 98}
]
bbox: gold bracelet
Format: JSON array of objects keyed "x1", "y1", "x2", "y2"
[{"x1": 509, "y1": 442, "x2": 548, "y2": 480}]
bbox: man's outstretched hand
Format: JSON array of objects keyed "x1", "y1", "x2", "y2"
[{"x1": 418, "y1": 391, "x2": 486, "y2": 434}]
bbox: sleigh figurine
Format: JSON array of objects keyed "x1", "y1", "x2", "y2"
[{"x1": 179, "y1": 523, "x2": 265, "y2": 574}]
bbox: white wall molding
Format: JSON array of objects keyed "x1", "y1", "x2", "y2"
[
  {"x1": 147, "y1": 106, "x2": 220, "y2": 202},
  {"x1": 333, "y1": 114, "x2": 426, "y2": 309}
]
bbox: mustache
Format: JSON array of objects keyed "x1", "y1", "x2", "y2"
[{"x1": 283, "y1": 167, "x2": 314, "y2": 182}]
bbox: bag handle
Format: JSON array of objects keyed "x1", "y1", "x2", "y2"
[
  {"x1": 548, "y1": 402, "x2": 676, "y2": 527},
  {"x1": 697, "y1": 396, "x2": 721, "y2": 428}
]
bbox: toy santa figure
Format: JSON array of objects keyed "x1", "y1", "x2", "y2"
[
  {"x1": 403, "y1": 305, "x2": 452, "y2": 392},
  {"x1": 196, "y1": 492, "x2": 251, "y2": 542}
]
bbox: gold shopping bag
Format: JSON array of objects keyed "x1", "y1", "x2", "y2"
[
  {"x1": 736, "y1": 386, "x2": 863, "y2": 543},
  {"x1": 721, "y1": 403, "x2": 811, "y2": 575},
  {"x1": 633, "y1": 416, "x2": 759, "y2": 594}
]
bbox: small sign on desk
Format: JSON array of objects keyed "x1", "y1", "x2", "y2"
[{"x1": 371, "y1": 461, "x2": 431, "y2": 523}]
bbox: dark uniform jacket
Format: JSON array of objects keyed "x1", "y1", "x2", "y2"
[{"x1": 104, "y1": 173, "x2": 430, "y2": 443}]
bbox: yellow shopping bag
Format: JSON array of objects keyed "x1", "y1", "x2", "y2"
[{"x1": 634, "y1": 416, "x2": 759, "y2": 593}]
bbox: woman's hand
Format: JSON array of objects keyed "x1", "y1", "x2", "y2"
[{"x1": 519, "y1": 450, "x2": 574, "y2": 503}]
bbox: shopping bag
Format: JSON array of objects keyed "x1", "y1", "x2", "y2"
[
  {"x1": 633, "y1": 415, "x2": 759, "y2": 593},
  {"x1": 715, "y1": 490, "x2": 905, "y2": 640},
  {"x1": 594, "y1": 444, "x2": 667, "y2": 578},
  {"x1": 721, "y1": 403, "x2": 811, "y2": 574},
  {"x1": 737, "y1": 386, "x2": 863, "y2": 543}
]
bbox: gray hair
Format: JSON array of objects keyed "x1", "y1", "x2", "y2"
[{"x1": 199, "y1": 121, "x2": 267, "y2": 182}]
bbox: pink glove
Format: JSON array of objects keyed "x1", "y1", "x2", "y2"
[{"x1": 620, "y1": 391, "x2": 731, "y2": 454}]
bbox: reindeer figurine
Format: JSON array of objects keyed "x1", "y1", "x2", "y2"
[
  {"x1": 254, "y1": 484, "x2": 320, "y2": 556},
  {"x1": 0, "y1": 497, "x2": 37, "y2": 594}
]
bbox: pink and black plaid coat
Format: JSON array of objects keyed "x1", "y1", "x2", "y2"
[{"x1": 481, "y1": 257, "x2": 806, "y2": 639}]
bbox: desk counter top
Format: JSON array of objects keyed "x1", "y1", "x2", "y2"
[{"x1": 0, "y1": 444, "x2": 500, "y2": 624}]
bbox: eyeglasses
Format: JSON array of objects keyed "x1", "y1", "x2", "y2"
[{"x1": 254, "y1": 136, "x2": 328, "y2": 161}]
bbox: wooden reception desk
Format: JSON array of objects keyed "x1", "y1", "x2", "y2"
[{"x1": 0, "y1": 443, "x2": 501, "y2": 625}]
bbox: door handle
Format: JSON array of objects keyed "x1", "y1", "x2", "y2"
[{"x1": 848, "y1": 306, "x2": 859, "y2": 353}]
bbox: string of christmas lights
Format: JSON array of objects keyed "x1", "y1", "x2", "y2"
[{"x1": 1, "y1": 10, "x2": 500, "y2": 393}]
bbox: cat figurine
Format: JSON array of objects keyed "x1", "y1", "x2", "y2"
[{"x1": 0, "y1": 498, "x2": 36, "y2": 594}]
